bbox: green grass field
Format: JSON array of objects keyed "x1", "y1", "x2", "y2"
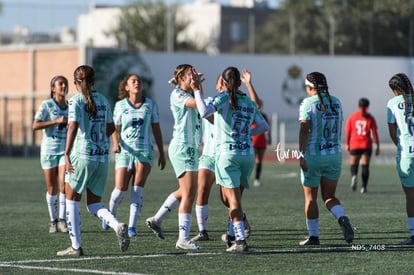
[{"x1": 0, "y1": 156, "x2": 413, "y2": 274}]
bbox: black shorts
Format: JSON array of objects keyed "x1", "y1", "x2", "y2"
[{"x1": 349, "y1": 148, "x2": 372, "y2": 156}]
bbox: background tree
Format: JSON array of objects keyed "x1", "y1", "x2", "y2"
[
  {"x1": 252, "y1": 0, "x2": 414, "y2": 56},
  {"x1": 106, "y1": 0, "x2": 202, "y2": 52}
]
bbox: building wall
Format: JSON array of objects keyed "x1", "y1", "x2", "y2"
[
  {"x1": 0, "y1": 44, "x2": 81, "y2": 150},
  {"x1": 1, "y1": 44, "x2": 414, "y2": 154}
]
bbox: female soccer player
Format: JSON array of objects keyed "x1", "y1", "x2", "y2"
[
  {"x1": 191, "y1": 71, "x2": 256, "y2": 242},
  {"x1": 193, "y1": 66, "x2": 269, "y2": 252},
  {"x1": 103, "y1": 73, "x2": 166, "y2": 237},
  {"x1": 251, "y1": 100, "x2": 270, "y2": 187},
  {"x1": 387, "y1": 73, "x2": 414, "y2": 245},
  {"x1": 298, "y1": 72, "x2": 354, "y2": 245},
  {"x1": 57, "y1": 65, "x2": 129, "y2": 257},
  {"x1": 346, "y1": 98, "x2": 380, "y2": 193},
  {"x1": 145, "y1": 64, "x2": 202, "y2": 250},
  {"x1": 33, "y1": 75, "x2": 69, "y2": 234}
]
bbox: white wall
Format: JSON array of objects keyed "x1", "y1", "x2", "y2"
[
  {"x1": 78, "y1": 7, "x2": 122, "y2": 47},
  {"x1": 137, "y1": 52, "x2": 414, "y2": 143}
]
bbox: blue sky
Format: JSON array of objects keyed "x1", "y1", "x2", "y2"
[
  {"x1": 0, "y1": 0, "x2": 278, "y2": 34},
  {"x1": 0, "y1": 0, "x2": 127, "y2": 33}
]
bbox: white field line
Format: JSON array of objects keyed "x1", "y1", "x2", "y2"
[{"x1": 1, "y1": 245, "x2": 414, "y2": 273}]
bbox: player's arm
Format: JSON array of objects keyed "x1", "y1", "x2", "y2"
[
  {"x1": 152, "y1": 123, "x2": 166, "y2": 170},
  {"x1": 111, "y1": 125, "x2": 121, "y2": 153},
  {"x1": 32, "y1": 116, "x2": 67, "y2": 131},
  {"x1": 241, "y1": 69, "x2": 262, "y2": 109},
  {"x1": 371, "y1": 118, "x2": 380, "y2": 155},
  {"x1": 299, "y1": 120, "x2": 310, "y2": 172},
  {"x1": 388, "y1": 123, "x2": 398, "y2": 146}
]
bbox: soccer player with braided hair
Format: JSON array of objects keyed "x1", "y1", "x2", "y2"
[
  {"x1": 193, "y1": 66, "x2": 269, "y2": 252},
  {"x1": 387, "y1": 72, "x2": 414, "y2": 245},
  {"x1": 298, "y1": 72, "x2": 354, "y2": 245}
]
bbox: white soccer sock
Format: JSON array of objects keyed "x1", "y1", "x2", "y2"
[
  {"x1": 306, "y1": 218, "x2": 319, "y2": 237},
  {"x1": 59, "y1": 193, "x2": 66, "y2": 220},
  {"x1": 66, "y1": 199, "x2": 81, "y2": 249},
  {"x1": 109, "y1": 188, "x2": 126, "y2": 215},
  {"x1": 408, "y1": 217, "x2": 414, "y2": 236},
  {"x1": 195, "y1": 204, "x2": 208, "y2": 231},
  {"x1": 46, "y1": 192, "x2": 58, "y2": 222},
  {"x1": 178, "y1": 213, "x2": 192, "y2": 241},
  {"x1": 227, "y1": 218, "x2": 235, "y2": 237},
  {"x1": 129, "y1": 186, "x2": 144, "y2": 228},
  {"x1": 87, "y1": 202, "x2": 119, "y2": 230},
  {"x1": 330, "y1": 204, "x2": 345, "y2": 220},
  {"x1": 233, "y1": 220, "x2": 246, "y2": 241},
  {"x1": 154, "y1": 193, "x2": 179, "y2": 222}
]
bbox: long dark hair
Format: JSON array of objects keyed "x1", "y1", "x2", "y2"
[
  {"x1": 74, "y1": 65, "x2": 97, "y2": 117},
  {"x1": 221, "y1": 66, "x2": 241, "y2": 110},
  {"x1": 305, "y1": 72, "x2": 337, "y2": 114},
  {"x1": 50, "y1": 75, "x2": 68, "y2": 98},
  {"x1": 389, "y1": 73, "x2": 414, "y2": 122}
]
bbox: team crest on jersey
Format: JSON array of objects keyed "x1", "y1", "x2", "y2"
[{"x1": 281, "y1": 65, "x2": 307, "y2": 106}]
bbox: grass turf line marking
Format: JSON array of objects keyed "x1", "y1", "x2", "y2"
[
  {"x1": 1, "y1": 245, "x2": 414, "y2": 273},
  {"x1": 0, "y1": 263, "x2": 149, "y2": 275}
]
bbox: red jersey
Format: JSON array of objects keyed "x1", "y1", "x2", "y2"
[
  {"x1": 345, "y1": 110, "x2": 379, "y2": 150},
  {"x1": 252, "y1": 112, "x2": 269, "y2": 149}
]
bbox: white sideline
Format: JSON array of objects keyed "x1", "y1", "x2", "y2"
[{"x1": 1, "y1": 245, "x2": 414, "y2": 274}]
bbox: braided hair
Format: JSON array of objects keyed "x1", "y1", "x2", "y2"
[
  {"x1": 305, "y1": 72, "x2": 337, "y2": 114},
  {"x1": 389, "y1": 73, "x2": 414, "y2": 123},
  {"x1": 221, "y1": 66, "x2": 241, "y2": 111},
  {"x1": 74, "y1": 65, "x2": 97, "y2": 117},
  {"x1": 170, "y1": 64, "x2": 193, "y2": 86}
]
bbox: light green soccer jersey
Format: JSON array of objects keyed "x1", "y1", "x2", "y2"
[
  {"x1": 212, "y1": 92, "x2": 265, "y2": 156},
  {"x1": 170, "y1": 87, "x2": 201, "y2": 147},
  {"x1": 113, "y1": 97, "x2": 159, "y2": 154},
  {"x1": 68, "y1": 91, "x2": 113, "y2": 162},
  {"x1": 201, "y1": 97, "x2": 215, "y2": 157},
  {"x1": 34, "y1": 98, "x2": 68, "y2": 156},
  {"x1": 201, "y1": 118, "x2": 215, "y2": 157},
  {"x1": 387, "y1": 95, "x2": 414, "y2": 158},
  {"x1": 299, "y1": 94, "x2": 343, "y2": 156}
]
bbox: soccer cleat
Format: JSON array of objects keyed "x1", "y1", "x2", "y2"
[
  {"x1": 102, "y1": 220, "x2": 110, "y2": 230},
  {"x1": 175, "y1": 239, "x2": 201, "y2": 250},
  {"x1": 243, "y1": 214, "x2": 251, "y2": 238},
  {"x1": 128, "y1": 227, "x2": 137, "y2": 237},
  {"x1": 226, "y1": 240, "x2": 248, "y2": 252},
  {"x1": 253, "y1": 179, "x2": 261, "y2": 187},
  {"x1": 116, "y1": 223, "x2": 130, "y2": 252},
  {"x1": 338, "y1": 216, "x2": 354, "y2": 244},
  {"x1": 400, "y1": 236, "x2": 414, "y2": 245},
  {"x1": 221, "y1": 234, "x2": 236, "y2": 248},
  {"x1": 49, "y1": 220, "x2": 58, "y2": 233},
  {"x1": 57, "y1": 219, "x2": 68, "y2": 233},
  {"x1": 57, "y1": 246, "x2": 84, "y2": 257},
  {"x1": 351, "y1": 175, "x2": 357, "y2": 191},
  {"x1": 145, "y1": 217, "x2": 164, "y2": 239},
  {"x1": 360, "y1": 187, "x2": 367, "y2": 194},
  {"x1": 191, "y1": 230, "x2": 210, "y2": 242},
  {"x1": 299, "y1": 236, "x2": 320, "y2": 245}
]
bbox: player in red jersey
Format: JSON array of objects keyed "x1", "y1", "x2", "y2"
[
  {"x1": 251, "y1": 101, "x2": 270, "y2": 187},
  {"x1": 345, "y1": 98, "x2": 380, "y2": 193}
]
